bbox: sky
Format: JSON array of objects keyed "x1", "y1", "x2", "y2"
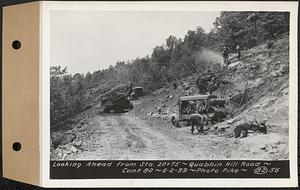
[{"x1": 51, "y1": 11, "x2": 220, "y2": 74}]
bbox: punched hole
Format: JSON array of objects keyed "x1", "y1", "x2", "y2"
[
  {"x1": 12, "y1": 142, "x2": 22, "y2": 151},
  {"x1": 12, "y1": 40, "x2": 21, "y2": 50}
]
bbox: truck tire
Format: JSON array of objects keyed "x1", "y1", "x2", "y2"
[
  {"x1": 207, "y1": 107, "x2": 216, "y2": 118},
  {"x1": 174, "y1": 119, "x2": 180, "y2": 128},
  {"x1": 114, "y1": 106, "x2": 122, "y2": 113},
  {"x1": 187, "y1": 119, "x2": 191, "y2": 126},
  {"x1": 104, "y1": 107, "x2": 110, "y2": 113}
]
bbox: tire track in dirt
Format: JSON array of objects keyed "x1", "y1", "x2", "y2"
[
  {"x1": 114, "y1": 115, "x2": 197, "y2": 159},
  {"x1": 108, "y1": 115, "x2": 147, "y2": 159},
  {"x1": 69, "y1": 113, "x2": 198, "y2": 160},
  {"x1": 63, "y1": 112, "x2": 287, "y2": 160}
]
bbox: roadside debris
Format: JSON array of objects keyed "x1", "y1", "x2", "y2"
[{"x1": 233, "y1": 121, "x2": 268, "y2": 138}]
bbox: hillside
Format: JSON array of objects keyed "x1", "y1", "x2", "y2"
[
  {"x1": 132, "y1": 34, "x2": 289, "y2": 127},
  {"x1": 50, "y1": 12, "x2": 289, "y2": 128},
  {"x1": 51, "y1": 34, "x2": 289, "y2": 160}
]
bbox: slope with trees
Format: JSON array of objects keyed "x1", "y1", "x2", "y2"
[{"x1": 50, "y1": 11, "x2": 289, "y2": 128}]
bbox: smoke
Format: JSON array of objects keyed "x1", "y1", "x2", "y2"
[{"x1": 194, "y1": 48, "x2": 225, "y2": 72}]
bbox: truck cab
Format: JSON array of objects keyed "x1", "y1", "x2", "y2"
[
  {"x1": 172, "y1": 94, "x2": 229, "y2": 127},
  {"x1": 130, "y1": 87, "x2": 144, "y2": 100}
]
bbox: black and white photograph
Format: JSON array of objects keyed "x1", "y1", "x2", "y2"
[
  {"x1": 49, "y1": 9, "x2": 291, "y2": 162},
  {"x1": 0, "y1": 1, "x2": 297, "y2": 188}
]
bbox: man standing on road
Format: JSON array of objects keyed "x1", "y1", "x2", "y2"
[
  {"x1": 236, "y1": 45, "x2": 241, "y2": 61},
  {"x1": 173, "y1": 81, "x2": 177, "y2": 90},
  {"x1": 222, "y1": 46, "x2": 229, "y2": 65}
]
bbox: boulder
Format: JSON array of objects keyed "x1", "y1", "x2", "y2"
[
  {"x1": 227, "y1": 118, "x2": 236, "y2": 124},
  {"x1": 74, "y1": 140, "x2": 83, "y2": 147},
  {"x1": 70, "y1": 146, "x2": 78, "y2": 153},
  {"x1": 233, "y1": 123, "x2": 250, "y2": 138},
  {"x1": 51, "y1": 132, "x2": 76, "y2": 148}
]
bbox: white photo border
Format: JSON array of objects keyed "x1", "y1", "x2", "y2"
[{"x1": 41, "y1": 1, "x2": 298, "y2": 187}]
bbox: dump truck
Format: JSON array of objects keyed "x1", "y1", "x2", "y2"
[
  {"x1": 171, "y1": 94, "x2": 231, "y2": 127},
  {"x1": 99, "y1": 84, "x2": 133, "y2": 113}
]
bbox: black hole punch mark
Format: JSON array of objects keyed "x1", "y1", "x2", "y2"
[
  {"x1": 12, "y1": 142, "x2": 22, "y2": 151},
  {"x1": 12, "y1": 40, "x2": 21, "y2": 50}
]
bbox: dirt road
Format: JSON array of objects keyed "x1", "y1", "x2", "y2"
[
  {"x1": 65, "y1": 113, "x2": 288, "y2": 160},
  {"x1": 66, "y1": 114, "x2": 198, "y2": 160}
]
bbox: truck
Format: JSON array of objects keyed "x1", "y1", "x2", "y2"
[
  {"x1": 130, "y1": 87, "x2": 144, "y2": 100},
  {"x1": 171, "y1": 94, "x2": 231, "y2": 127},
  {"x1": 99, "y1": 84, "x2": 133, "y2": 113}
]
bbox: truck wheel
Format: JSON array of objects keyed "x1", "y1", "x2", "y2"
[
  {"x1": 207, "y1": 107, "x2": 215, "y2": 118},
  {"x1": 104, "y1": 107, "x2": 110, "y2": 113},
  {"x1": 187, "y1": 120, "x2": 191, "y2": 126},
  {"x1": 175, "y1": 119, "x2": 180, "y2": 128},
  {"x1": 114, "y1": 107, "x2": 122, "y2": 113}
]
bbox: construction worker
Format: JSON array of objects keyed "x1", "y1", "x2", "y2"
[
  {"x1": 173, "y1": 81, "x2": 177, "y2": 90},
  {"x1": 222, "y1": 46, "x2": 229, "y2": 65},
  {"x1": 273, "y1": 32, "x2": 278, "y2": 40},
  {"x1": 236, "y1": 45, "x2": 241, "y2": 61}
]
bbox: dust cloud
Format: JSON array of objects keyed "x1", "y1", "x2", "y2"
[{"x1": 195, "y1": 48, "x2": 225, "y2": 67}]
